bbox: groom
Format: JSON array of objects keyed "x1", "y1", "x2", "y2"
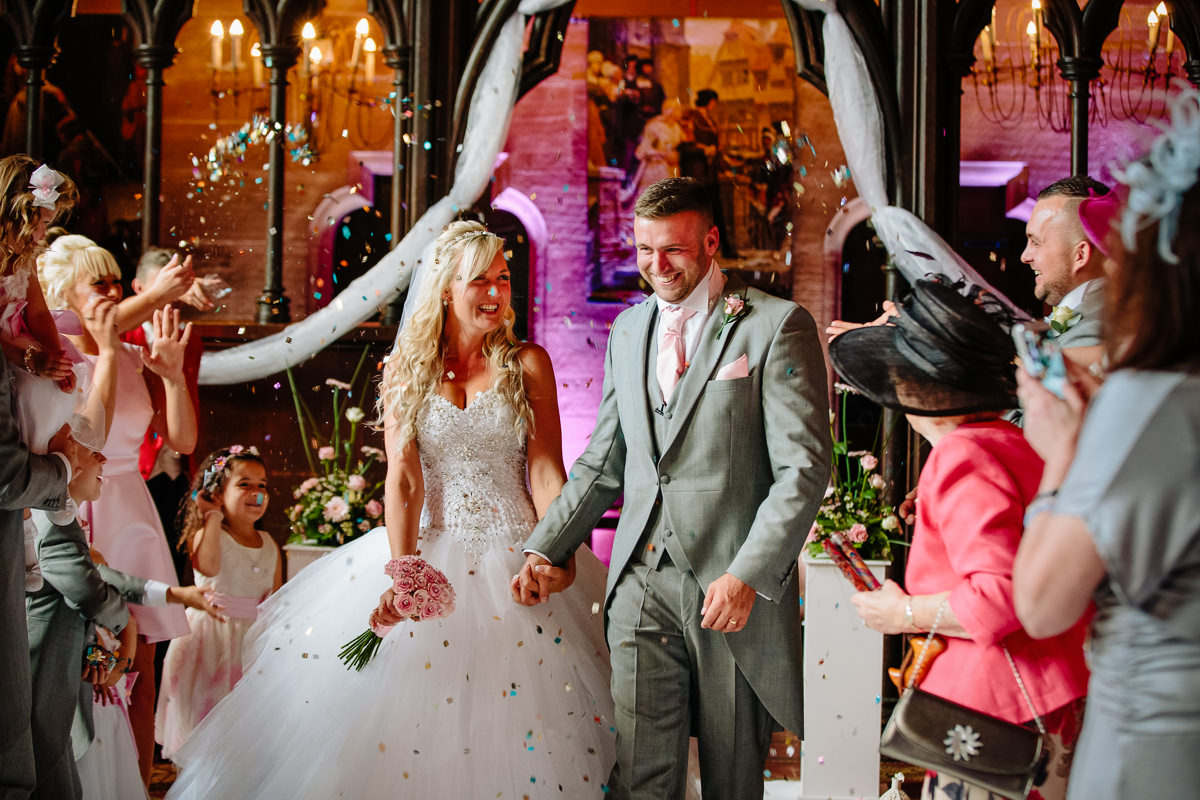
[{"x1": 514, "y1": 177, "x2": 831, "y2": 798}]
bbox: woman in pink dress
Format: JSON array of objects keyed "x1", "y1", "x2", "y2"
[{"x1": 38, "y1": 233, "x2": 196, "y2": 786}]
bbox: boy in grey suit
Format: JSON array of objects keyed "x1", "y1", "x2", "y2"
[
  {"x1": 514, "y1": 178, "x2": 831, "y2": 799},
  {"x1": 26, "y1": 431, "x2": 219, "y2": 799}
]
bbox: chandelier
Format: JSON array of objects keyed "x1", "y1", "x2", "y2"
[
  {"x1": 967, "y1": 1, "x2": 1180, "y2": 131},
  {"x1": 207, "y1": 16, "x2": 397, "y2": 153}
]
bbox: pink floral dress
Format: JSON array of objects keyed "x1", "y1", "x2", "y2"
[{"x1": 155, "y1": 528, "x2": 277, "y2": 759}]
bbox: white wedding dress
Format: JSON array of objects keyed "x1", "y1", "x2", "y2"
[{"x1": 166, "y1": 389, "x2": 616, "y2": 798}]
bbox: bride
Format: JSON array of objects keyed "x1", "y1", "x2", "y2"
[{"x1": 166, "y1": 220, "x2": 615, "y2": 798}]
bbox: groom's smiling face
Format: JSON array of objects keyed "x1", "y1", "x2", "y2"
[{"x1": 634, "y1": 210, "x2": 719, "y2": 304}]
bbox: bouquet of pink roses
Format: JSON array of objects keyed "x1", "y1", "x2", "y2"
[{"x1": 337, "y1": 556, "x2": 457, "y2": 671}]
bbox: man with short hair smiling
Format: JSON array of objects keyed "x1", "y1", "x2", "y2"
[
  {"x1": 514, "y1": 177, "x2": 831, "y2": 799},
  {"x1": 1021, "y1": 176, "x2": 1110, "y2": 357}
]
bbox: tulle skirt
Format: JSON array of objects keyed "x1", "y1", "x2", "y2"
[
  {"x1": 166, "y1": 526, "x2": 616, "y2": 799},
  {"x1": 76, "y1": 676, "x2": 148, "y2": 800}
]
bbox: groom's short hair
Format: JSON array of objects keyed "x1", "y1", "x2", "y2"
[{"x1": 635, "y1": 178, "x2": 713, "y2": 227}]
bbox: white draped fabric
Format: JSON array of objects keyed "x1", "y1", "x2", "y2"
[{"x1": 199, "y1": 0, "x2": 1023, "y2": 384}]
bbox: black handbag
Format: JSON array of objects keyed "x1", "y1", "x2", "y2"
[{"x1": 879, "y1": 601, "x2": 1046, "y2": 800}]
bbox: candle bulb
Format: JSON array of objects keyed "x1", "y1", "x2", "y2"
[
  {"x1": 1026, "y1": 20, "x2": 1039, "y2": 72},
  {"x1": 251, "y1": 42, "x2": 263, "y2": 86},
  {"x1": 1157, "y1": 2, "x2": 1175, "y2": 54},
  {"x1": 364, "y1": 37, "x2": 377, "y2": 84},
  {"x1": 310, "y1": 45, "x2": 322, "y2": 96},
  {"x1": 981, "y1": 25, "x2": 994, "y2": 65},
  {"x1": 351, "y1": 18, "x2": 368, "y2": 72},
  {"x1": 229, "y1": 19, "x2": 243, "y2": 72},
  {"x1": 300, "y1": 21, "x2": 316, "y2": 81},
  {"x1": 1148, "y1": 10, "x2": 1160, "y2": 52},
  {"x1": 210, "y1": 19, "x2": 224, "y2": 70}
]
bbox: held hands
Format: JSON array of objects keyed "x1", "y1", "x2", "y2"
[
  {"x1": 141, "y1": 306, "x2": 192, "y2": 382},
  {"x1": 700, "y1": 573, "x2": 756, "y2": 633},
  {"x1": 510, "y1": 553, "x2": 576, "y2": 606},
  {"x1": 850, "y1": 578, "x2": 907, "y2": 634}
]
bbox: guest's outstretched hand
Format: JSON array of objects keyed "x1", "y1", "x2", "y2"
[
  {"x1": 81, "y1": 295, "x2": 120, "y2": 355},
  {"x1": 825, "y1": 300, "x2": 898, "y2": 342},
  {"x1": 141, "y1": 306, "x2": 192, "y2": 382},
  {"x1": 148, "y1": 253, "x2": 195, "y2": 306},
  {"x1": 167, "y1": 585, "x2": 226, "y2": 621}
]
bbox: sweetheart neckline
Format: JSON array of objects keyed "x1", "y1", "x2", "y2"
[{"x1": 429, "y1": 387, "x2": 497, "y2": 413}]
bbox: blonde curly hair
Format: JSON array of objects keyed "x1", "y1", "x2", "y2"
[
  {"x1": 0, "y1": 155, "x2": 78, "y2": 277},
  {"x1": 36, "y1": 233, "x2": 121, "y2": 310},
  {"x1": 377, "y1": 220, "x2": 531, "y2": 443}
]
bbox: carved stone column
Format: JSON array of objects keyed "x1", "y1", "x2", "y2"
[
  {"x1": 0, "y1": 0, "x2": 73, "y2": 160},
  {"x1": 124, "y1": 0, "x2": 193, "y2": 249},
  {"x1": 243, "y1": 0, "x2": 326, "y2": 323}
]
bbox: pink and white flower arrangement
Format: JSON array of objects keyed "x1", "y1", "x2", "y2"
[
  {"x1": 805, "y1": 391, "x2": 901, "y2": 562},
  {"x1": 323, "y1": 496, "x2": 350, "y2": 523},
  {"x1": 285, "y1": 351, "x2": 386, "y2": 547},
  {"x1": 338, "y1": 556, "x2": 457, "y2": 671}
]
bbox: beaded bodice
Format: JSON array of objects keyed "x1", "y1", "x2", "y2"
[{"x1": 416, "y1": 389, "x2": 536, "y2": 562}]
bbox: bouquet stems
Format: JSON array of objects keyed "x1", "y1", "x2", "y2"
[{"x1": 338, "y1": 629, "x2": 384, "y2": 671}]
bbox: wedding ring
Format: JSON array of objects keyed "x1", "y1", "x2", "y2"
[
  {"x1": 728, "y1": 618, "x2": 738, "y2": 626},
  {"x1": 84, "y1": 315, "x2": 94, "y2": 320}
]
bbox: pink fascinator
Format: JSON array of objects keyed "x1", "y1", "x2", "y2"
[
  {"x1": 28, "y1": 164, "x2": 64, "y2": 211},
  {"x1": 1078, "y1": 189, "x2": 1121, "y2": 258}
]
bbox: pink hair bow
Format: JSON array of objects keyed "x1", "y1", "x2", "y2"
[{"x1": 28, "y1": 164, "x2": 64, "y2": 211}]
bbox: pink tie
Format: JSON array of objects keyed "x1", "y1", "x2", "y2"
[{"x1": 657, "y1": 305, "x2": 696, "y2": 403}]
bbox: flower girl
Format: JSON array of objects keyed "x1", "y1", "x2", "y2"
[{"x1": 155, "y1": 446, "x2": 280, "y2": 759}]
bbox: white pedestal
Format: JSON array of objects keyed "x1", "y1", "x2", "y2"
[
  {"x1": 282, "y1": 542, "x2": 335, "y2": 580},
  {"x1": 799, "y1": 554, "x2": 890, "y2": 800}
]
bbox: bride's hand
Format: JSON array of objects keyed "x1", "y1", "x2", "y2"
[
  {"x1": 533, "y1": 555, "x2": 577, "y2": 598},
  {"x1": 374, "y1": 587, "x2": 406, "y2": 626}
]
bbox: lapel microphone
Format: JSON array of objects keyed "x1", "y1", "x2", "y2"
[{"x1": 654, "y1": 402, "x2": 667, "y2": 416}]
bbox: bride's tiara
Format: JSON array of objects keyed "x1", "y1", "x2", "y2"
[
  {"x1": 1111, "y1": 84, "x2": 1200, "y2": 265},
  {"x1": 436, "y1": 229, "x2": 501, "y2": 262}
]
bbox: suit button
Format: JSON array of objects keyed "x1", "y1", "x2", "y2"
[
  {"x1": 665, "y1": 529, "x2": 673, "y2": 538},
  {"x1": 660, "y1": 475, "x2": 671, "y2": 485},
  {"x1": 663, "y1": 410, "x2": 673, "y2": 420}
]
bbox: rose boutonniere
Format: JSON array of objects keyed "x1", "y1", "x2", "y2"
[
  {"x1": 715, "y1": 293, "x2": 751, "y2": 340},
  {"x1": 1046, "y1": 304, "x2": 1080, "y2": 338}
]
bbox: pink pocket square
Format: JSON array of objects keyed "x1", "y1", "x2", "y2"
[{"x1": 715, "y1": 354, "x2": 749, "y2": 380}]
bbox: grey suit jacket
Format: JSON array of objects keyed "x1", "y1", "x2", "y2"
[
  {"x1": 26, "y1": 510, "x2": 148, "y2": 797},
  {"x1": 0, "y1": 357, "x2": 70, "y2": 798},
  {"x1": 524, "y1": 274, "x2": 832, "y2": 734},
  {"x1": 1054, "y1": 281, "x2": 1105, "y2": 348}
]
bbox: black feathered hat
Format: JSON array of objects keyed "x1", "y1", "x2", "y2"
[{"x1": 828, "y1": 278, "x2": 1019, "y2": 416}]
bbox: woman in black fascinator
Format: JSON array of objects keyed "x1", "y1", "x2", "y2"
[{"x1": 832, "y1": 277, "x2": 1090, "y2": 800}]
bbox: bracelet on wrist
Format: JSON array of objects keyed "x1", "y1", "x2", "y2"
[
  {"x1": 904, "y1": 596, "x2": 916, "y2": 631},
  {"x1": 1023, "y1": 489, "x2": 1060, "y2": 528},
  {"x1": 23, "y1": 345, "x2": 38, "y2": 375}
]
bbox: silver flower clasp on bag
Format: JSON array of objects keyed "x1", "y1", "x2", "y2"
[{"x1": 944, "y1": 724, "x2": 982, "y2": 761}]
